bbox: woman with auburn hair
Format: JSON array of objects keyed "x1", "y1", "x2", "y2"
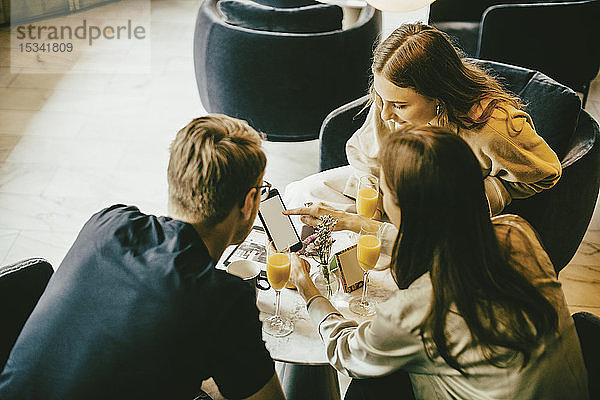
[
  {"x1": 284, "y1": 23, "x2": 561, "y2": 217},
  {"x1": 287, "y1": 127, "x2": 588, "y2": 400}
]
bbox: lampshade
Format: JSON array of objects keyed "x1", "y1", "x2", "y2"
[{"x1": 366, "y1": 0, "x2": 436, "y2": 13}]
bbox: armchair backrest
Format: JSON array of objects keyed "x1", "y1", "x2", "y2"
[
  {"x1": 0, "y1": 258, "x2": 53, "y2": 371},
  {"x1": 476, "y1": 60, "x2": 582, "y2": 160},
  {"x1": 478, "y1": 0, "x2": 600, "y2": 97},
  {"x1": 194, "y1": 0, "x2": 381, "y2": 141}
]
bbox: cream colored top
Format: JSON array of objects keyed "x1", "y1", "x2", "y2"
[
  {"x1": 308, "y1": 215, "x2": 589, "y2": 400},
  {"x1": 344, "y1": 103, "x2": 562, "y2": 215}
]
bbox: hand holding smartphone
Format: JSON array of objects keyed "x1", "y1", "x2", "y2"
[{"x1": 258, "y1": 188, "x2": 302, "y2": 253}]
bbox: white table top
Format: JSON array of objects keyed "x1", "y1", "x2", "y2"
[{"x1": 219, "y1": 230, "x2": 397, "y2": 365}]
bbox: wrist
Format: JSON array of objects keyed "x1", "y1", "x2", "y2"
[{"x1": 297, "y1": 275, "x2": 320, "y2": 302}]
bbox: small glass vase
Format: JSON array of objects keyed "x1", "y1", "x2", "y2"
[{"x1": 311, "y1": 263, "x2": 339, "y2": 299}]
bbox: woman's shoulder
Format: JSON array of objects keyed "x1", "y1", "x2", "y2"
[
  {"x1": 492, "y1": 214, "x2": 541, "y2": 252},
  {"x1": 461, "y1": 100, "x2": 537, "y2": 149},
  {"x1": 486, "y1": 101, "x2": 534, "y2": 134},
  {"x1": 491, "y1": 214, "x2": 556, "y2": 278}
]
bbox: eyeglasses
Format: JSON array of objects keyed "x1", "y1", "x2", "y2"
[{"x1": 253, "y1": 181, "x2": 272, "y2": 202}]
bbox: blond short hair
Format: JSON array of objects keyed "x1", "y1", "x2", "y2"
[{"x1": 168, "y1": 114, "x2": 266, "y2": 226}]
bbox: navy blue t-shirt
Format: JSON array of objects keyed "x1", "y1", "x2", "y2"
[{"x1": 0, "y1": 205, "x2": 274, "y2": 399}]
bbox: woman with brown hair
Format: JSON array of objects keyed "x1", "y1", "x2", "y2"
[
  {"x1": 284, "y1": 23, "x2": 561, "y2": 217},
  {"x1": 287, "y1": 127, "x2": 588, "y2": 399}
]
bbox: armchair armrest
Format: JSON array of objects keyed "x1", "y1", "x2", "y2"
[{"x1": 319, "y1": 95, "x2": 370, "y2": 172}]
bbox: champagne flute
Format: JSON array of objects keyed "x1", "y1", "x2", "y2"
[
  {"x1": 349, "y1": 224, "x2": 381, "y2": 316},
  {"x1": 356, "y1": 174, "x2": 379, "y2": 219},
  {"x1": 263, "y1": 246, "x2": 294, "y2": 337}
]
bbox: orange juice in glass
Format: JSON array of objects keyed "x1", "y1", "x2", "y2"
[
  {"x1": 356, "y1": 175, "x2": 379, "y2": 218},
  {"x1": 263, "y1": 247, "x2": 294, "y2": 337},
  {"x1": 266, "y1": 252, "x2": 291, "y2": 290},
  {"x1": 357, "y1": 234, "x2": 381, "y2": 271},
  {"x1": 350, "y1": 224, "x2": 381, "y2": 317}
]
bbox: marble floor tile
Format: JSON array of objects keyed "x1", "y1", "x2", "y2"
[
  {"x1": 570, "y1": 239, "x2": 600, "y2": 267},
  {"x1": 589, "y1": 74, "x2": 600, "y2": 96},
  {"x1": 151, "y1": 0, "x2": 201, "y2": 23},
  {"x1": 262, "y1": 139, "x2": 320, "y2": 190},
  {"x1": 568, "y1": 305, "x2": 600, "y2": 316},
  {"x1": 587, "y1": 198, "x2": 600, "y2": 231},
  {"x1": 0, "y1": 162, "x2": 58, "y2": 195},
  {"x1": 105, "y1": 73, "x2": 153, "y2": 94},
  {"x1": 0, "y1": 192, "x2": 103, "y2": 232},
  {"x1": 146, "y1": 89, "x2": 203, "y2": 122},
  {"x1": 3, "y1": 229, "x2": 79, "y2": 269},
  {"x1": 116, "y1": 138, "x2": 171, "y2": 174},
  {"x1": 585, "y1": 99, "x2": 600, "y2": 122},
  {"x1": 43, "y1": 166, "x2": 167, "y2": 204},
  {"x1": 0, "y1": 229, "x2": 20, "y2": 265},
  {"x1": 38, "y1": 89, "x2": 142, "y2": 115},
  {"x1": 6, "y1": 135, "x2": 127, "y2": 167},
  {"x1": 0, "y1": 135, "x2": 21, "y2": 161},
  {"x1": 0, "y1": 109, "x2": 89, "y2": 137},
  {"x1": 0, "y1": 87, "x2": 52, "y2": 111},
  {"x1": 558, "y1": 264, "x2": 600, "y2": 307},
  {"x1": 582, "y1": 228, "x2": 600, "y2": 247},
  {"x1": 78, "y1": 115, "x2": 157, "y2": 141}
]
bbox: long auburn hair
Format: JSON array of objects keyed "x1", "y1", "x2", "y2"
[
  {"x1": 378, "y1": 126, "x2": 558, "y2": 374},
  {"x1": 369, "y1": 23, "x2": 523, "y2": 136}
]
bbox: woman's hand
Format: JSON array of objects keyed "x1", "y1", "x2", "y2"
[
  {"x1": 283, "y1": 202, "x2": 359, "y2": 232},
  {"x1": 289, "y1": 253, "x2": 320, "y2": 302},
  {"x1": 284, "y1": 202, "x2": 383, "y2": 234}
]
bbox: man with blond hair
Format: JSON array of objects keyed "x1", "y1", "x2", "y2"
[{"x1": 0, "y1": 115, "x2": 285, "y2": 400}]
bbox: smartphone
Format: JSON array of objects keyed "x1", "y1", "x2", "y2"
[{"x1": 258, "y1": 188, "x2": 302, "y2": 252}]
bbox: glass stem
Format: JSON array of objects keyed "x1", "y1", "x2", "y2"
[
  {"x1": 274, "y1": 290, "x2": 281, "y2": 318},
  {"x1": 361, "y1": 271, "x2": 369, "y2": 304}
]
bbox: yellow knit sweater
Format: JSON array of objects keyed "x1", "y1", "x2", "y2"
[{"x1": 344, "y1": 103, "x2": 562, "y2": 215}]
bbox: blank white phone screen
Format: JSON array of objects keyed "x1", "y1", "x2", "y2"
[{"x1": 259, "y1": 195, "x2": 299, "y2": 252}]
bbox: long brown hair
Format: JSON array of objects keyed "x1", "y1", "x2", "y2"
[
  {"x1": 369, "y1": 23, "x2": 522, "y2": 134},
  {"x1": 378, "y1": 126, "x2": 558, "y2": 374}
]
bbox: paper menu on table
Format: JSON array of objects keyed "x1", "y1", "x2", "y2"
[{"x1": 216, "y1": 226, "x2": 267, "y2": 270}]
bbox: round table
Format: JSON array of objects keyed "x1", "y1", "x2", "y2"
[
  {"x1": 255, "y1": 231, "x2": 397, "y2": 399},
  {"x1": 258, "y1": 262, "x2": 396, "y2": 364},
  {"x1": 217, "y1": 228, "x2": 397, "y2": 399}
]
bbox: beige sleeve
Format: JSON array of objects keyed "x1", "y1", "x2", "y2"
[
  {"x1": 343, "y1": 104, "x2": 383, "y2": 199},
  {"x1": 345, "y1": 103, "x2": 382, "y2": 175},
  {"x1": 307, "y1": 293, "x2": 429, "y2": 378},
  {"x1": 481, "y1": 110, "x2": 562, "y2": 214}
]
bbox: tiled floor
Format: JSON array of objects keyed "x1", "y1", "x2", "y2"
[{"x1": 1, "y1": 0, "x2": 599, "y2": 326}]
